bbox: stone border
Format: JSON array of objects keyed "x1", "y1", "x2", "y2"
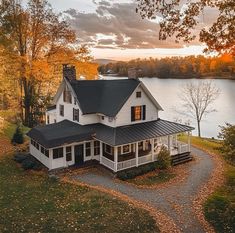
[
  {"x1": 61, "y1": 176, "x2": 182, "y2": 233},
  {"x1": 192, "y1": 146, "x2": 225, "y2": 233}
]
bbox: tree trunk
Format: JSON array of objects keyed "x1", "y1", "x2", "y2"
[{"x1": 197, "y1": 120, "x2": 201, "y2": 137}]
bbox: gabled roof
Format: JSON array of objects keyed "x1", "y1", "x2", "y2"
[
  {"x1": 27, "y1": 119, "x2": 194, "y2": 148},
  {"x1": 68, "y1": 79, "x2": 141, "y2": 117}
]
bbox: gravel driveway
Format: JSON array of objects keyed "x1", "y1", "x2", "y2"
[{"x1": 73, "y1": 147, "x2": 214, "y2": 233}]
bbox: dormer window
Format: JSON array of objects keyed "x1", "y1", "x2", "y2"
[
  {"x1": 136, "y1": 91, "x2": 141, "y2": 98},
  {"x1": 63, "y1": 86, "x2": 72, "y2": 103}
]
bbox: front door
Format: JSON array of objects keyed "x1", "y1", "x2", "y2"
[{"x1": 74, "y1": 145, "x2": 84, "y2": 165}]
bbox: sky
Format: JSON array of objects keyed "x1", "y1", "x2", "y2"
[{"x1": 47, "y1": 0, "x2": 217, "y2": 61}]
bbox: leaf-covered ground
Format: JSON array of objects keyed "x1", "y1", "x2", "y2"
[
  {"x1": 180, "y1": 134, "x2": 235, "y2": 233},
  {"x1": 0, "y1": 154, "x2": 159, "y2": 233}
]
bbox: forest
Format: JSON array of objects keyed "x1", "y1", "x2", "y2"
[{"x1": 98, "y1": 55, "x2": 235, "y2": 79}]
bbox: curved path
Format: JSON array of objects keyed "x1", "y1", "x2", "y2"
[{"x1": 73, "y1": 147, "x2": 214, "y2": 233}]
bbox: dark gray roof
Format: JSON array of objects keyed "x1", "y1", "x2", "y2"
[
  {"x1": 27, "y1": 119, "x2": 194, "y2": 148},
  {"x1": 92, "y1": 119, "x2": 194, "y2": 146},
  {"x1": 69, "y1": 79, "x2": 140, "y2": 117},
  {"x1": 27, "y1": 120, "x2": 94, "y2": 148},
  {"x1": 47, "y1": 105, "x2": 56, "y2": 111}
]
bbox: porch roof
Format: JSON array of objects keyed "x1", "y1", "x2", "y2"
[
  {"x1": 27, "y1": 119, "x2": 194, "y2": 148},
  {"x1": 92, "y1": 119, "x2": 194, "y2": 146},
  {"x1": 27, "y1": 120, "x2": 94, "y2": 148}
]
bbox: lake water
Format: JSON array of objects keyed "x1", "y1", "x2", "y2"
[{"x1": 103, "y1": 76, "x2": 235, "y2": 138}]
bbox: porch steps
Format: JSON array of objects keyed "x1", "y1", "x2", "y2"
[{"x1": 171, "y1": 152, "x2": 193, "y2": 166}]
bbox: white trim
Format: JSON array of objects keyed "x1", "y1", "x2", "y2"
[{"x1": 121, "y1": 144, "x2": 131, "y2": 154}]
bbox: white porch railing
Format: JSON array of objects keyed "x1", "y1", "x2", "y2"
[
  {"x1": 171, "y1": 142, "x2": 190, "y2": 155},
  {"x1": 138, "y1": 154, "x2": 152, "y2": 166},
  {"x1": 117, "y1": 158, "x2": 136, "y2": 171},
  {"x1": 100, "y1": 156, "x2": 115, "y2": 171}
]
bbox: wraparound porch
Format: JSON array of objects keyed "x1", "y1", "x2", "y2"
[{"x1": 100, "y1": 132, "x2": 191, "y2": 172}]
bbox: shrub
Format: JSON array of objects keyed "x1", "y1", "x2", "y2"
[
  {"x1": 204, "y1": 195, "x2": 235, "y2": 233},
  {"x1": 14, "y1": 153, "x2": 29, "y2": 163},
  {"x1": 117, "y1": 162, "x2": 158, "y2": 180},
  {"x1": 157, "y1": 146, "x2": 171, "y2": 170},
  {"x1": 219, "y1": 123, "x2": 235, "y2": 165},
  {"x1": 14, "y1": 153, "x2": 44, "y2": 170},
  {"x1": 11, "y1": 125, "x2": 24, "y2": 144}
]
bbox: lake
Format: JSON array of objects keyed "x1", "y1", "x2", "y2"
[{"x1": 103, "y1": 76, "x2": 235, "y2": 138}]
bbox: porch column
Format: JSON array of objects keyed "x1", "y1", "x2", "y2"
[
  {"x1": 114, "y1": 147, "x2": 118, "y2": 172},
  {"x1": 151, "y1": 139, "x2": 154, "y2": 161},
  {"x1": 168, "y1": 135, "x2": 171, "y2": 154},
  {"x1": 135, "y1": 142, "x2": 138, "y2": 167},
  {"x1": 100, "y1": 141, "x2": 103, "y2": 161},
  {"x1": 63, "y1": 146, "x2": 67, "y2": 167},
  {"x1": 49, "y1": 149, "x2": 53, "y2": 170},
  {"x1": 188, "y1": 131, "x2": 191, "y2": 152}
]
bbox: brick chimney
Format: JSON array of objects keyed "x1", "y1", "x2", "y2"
[
  {"x1": 128, "y1": 68, "x2": 142, "y2": 79},
  {"x1": 63, "y1": 64, "x2": 76, "y2": 81}
]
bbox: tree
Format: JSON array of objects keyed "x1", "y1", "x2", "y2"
[
  {"x1": 180, "y1": 81, "x2": 220, "y2": 137},
  {"x1": 218, "y1": 123, "x2": 235, "y2": 165},
  {"x1": 0, "y1": 0, "x2": 76, "y2": 126},
  {"x1": 136, "y1": 0, "x2": 235, "y2": 55},
  {"x1": 12, "y1": 124, "x2": 24, "y2": 144}
]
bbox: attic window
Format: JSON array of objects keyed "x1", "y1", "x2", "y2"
[
  {"x1": 136, "y1": 91, "x2": 141, "y2": 98},
  {"x1": 63, "y1": 86, "x2": 72, "y2": 103}
]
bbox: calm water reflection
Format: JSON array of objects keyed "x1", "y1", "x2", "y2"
[{"x1": 141, "y1": 78, "x2": 235, "y2": 138}]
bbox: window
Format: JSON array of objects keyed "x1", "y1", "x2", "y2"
[
  {"x1": 73, "y1": 108, "x2": 79, "y2": 122},
  {"x1": 45, "y1": 149, "x2": 49, "y2": 158},
  {"x1": 122, "y1": 144, "x2": 130, "y2": 154},
  {"x1": 53, "y1": 148, "x2": 63, "y2": 159},
  {"x1": 131, "y1": 105, "x2": 146, "y2": 122},
  {"x1": 105, "y1": 144, "x2": 114, "y2": 155},
  {"x1": 36, "y1": 142, "x2": 39, "y2": 150},
  {"x1": 59, "y1": 105, "x2": 64, "y2": 116},
  {"x1": 74, "y1": 97, "x2": 77, "y2": 105},
  {"x1": 47, "y1": 115, "x2": 50, "y2": 124},
  {"x1": 101, "y1": 116, "x2": 105, "y2": 120},
  {"x1": 86, "y1": 142, "x2": 91, "y2": 157},
  {"x1": 136, "y1": 91, "x2": 141, "y2": 98},
  {"x1": 66, "y1": 146, "x2": 72, "y2": 161},
  {"x1": 54, "y1": 119, "x2": 57, "y2": 123},
  {"x1": 108, "y1": 117, "x2": 113, "y2": 122},
  {"x1": 63, "y1": 86, "x2": 72, "y2": 103},
  {"x1": 138, "y1": 141, "x2": 144, "y2": 151},
  {"x1": 41, "y1": 146, "x2": 45, "y2": 154},
  {"x1": 94, "y1": 141, "x2": 100, "y2": 156}
]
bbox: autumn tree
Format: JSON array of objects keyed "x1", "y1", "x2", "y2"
[
  {"x1": 180, "y1": 81, "x2": 220, "y2": 137},
  {"x1": 136, "y1": 0, "x2": 235, "y2": 55},
  {"x1": 0, "y1": 0, "x2": 97, "y2": 127}
]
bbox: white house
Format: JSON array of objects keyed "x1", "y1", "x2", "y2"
[{"x1": 27, "y1": 65, "x2": 194, "y2": 171}]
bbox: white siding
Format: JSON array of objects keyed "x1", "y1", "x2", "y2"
[
  {"x1": 55, "y1": 83, "x2": 99, "y2": 125},
  {"x1": 114, "y1": 86, "x2": 159, "y2": 127},
  {"x1": 29, "y1": 144, "x2": 50, "y2": 169},
  {"x1": 46, "y1": 109, "x2": 56, "y2": 124}
]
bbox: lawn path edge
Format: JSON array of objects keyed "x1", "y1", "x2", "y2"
[
  {"x1": 192, "y1": 146, "x2": 225, "y2": 233},
  {"x1": 61, "y1": 176, "x2": 182, "y2": 233}
]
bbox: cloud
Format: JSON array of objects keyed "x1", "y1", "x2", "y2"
[{"x1": 65, "y1": 1, "x2": 217, "y2": 49}]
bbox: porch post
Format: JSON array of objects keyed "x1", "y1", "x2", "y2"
[
  {"x1": 100, "y1": 141, "x2": 103, "y2": 161},
  {"x1": 114, "y1": 146, "x2": 118, "y2": 172},
  {"x1": 136, "y1": 142, "x2": 138, "y2": 167},
  {"x1": 168, "y1": 135, "x2": 171, "y2": 155},
  {"x1": 188, "y1": 131, "x2": 191, "y2": 152},
  {"x1": 151, "y1": 139, "x2": 154, "y2": 161}
]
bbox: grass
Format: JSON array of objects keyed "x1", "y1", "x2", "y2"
[
  {"x1": 179, "y1": 134, "x2": 235, "y2": 233},
  {"x1": 127, "y1": 170, "x2": 176, "y2": 186},
  {"x1": 0, "y1": 154, "x2": 159, "y2": 233}
]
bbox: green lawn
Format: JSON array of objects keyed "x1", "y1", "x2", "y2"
[
  {"x1": 0, "y1": 155, "x2": 159, "y2": 233},
  {"x1": 127, "y1": 170, "x2": 176, "y2": 186},
  {"x1": 180, "y1": 134, "x2": 235, "y2": 233}
]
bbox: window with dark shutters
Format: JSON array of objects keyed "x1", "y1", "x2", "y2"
[
  {"x1": 142, "y1": 105, "x2": 146, "y2": 120},
  {"x1": 73, "y1": 108, "x2": 79, "y2": 122},
  {"x1": 131, "y1": 105, "x2": 146, "y2": 122}
]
